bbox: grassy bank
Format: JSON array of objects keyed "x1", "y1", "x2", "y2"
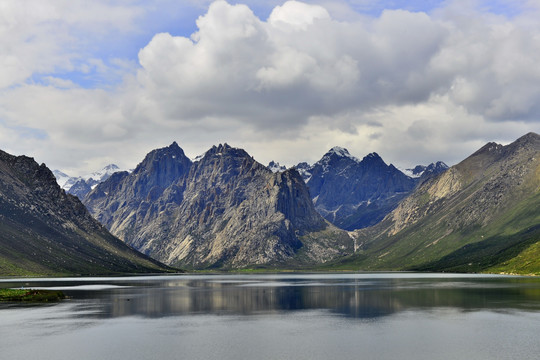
[{"x1": 0, "y1": 288, "x2": 65, "y2": 302}]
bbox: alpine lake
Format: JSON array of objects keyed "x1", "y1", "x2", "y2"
[{"x1": 1, "y1": 273, "x2": 539, "y2": 360}]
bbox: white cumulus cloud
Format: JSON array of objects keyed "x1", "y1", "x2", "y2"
[{"x1": 1, "y1": 0, "x2": 540, "y2": 174}]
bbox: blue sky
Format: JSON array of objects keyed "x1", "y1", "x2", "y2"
[
  {"x1": 1, "y1": 0, "x2": 539, "y2": 175},
  {"x1": 28, "y1": 0, "x2": 531, "y2": 90}
]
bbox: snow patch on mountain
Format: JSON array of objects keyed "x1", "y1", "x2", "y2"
[
  {"x1": 400, "y1": 161, "x2": 449, "y2": 179},
  {"x1": 268, "y1": 161, "x2": 287, "y2": 173},
  {"x1": 294, "y1": 162, "x2": 312, "y2": 182},
  {"x1": 52, "y1": 170, "x2": 71, "y2": 188},
  {"x1": 325, "y1": 147, "x2": 360, "y2": 163},
  {"x1": 53, "y1": 164, "x2": 123, "y2": 191},
  {"x1": 82, "y1": 164, "x2": 120, "y2": 182}
]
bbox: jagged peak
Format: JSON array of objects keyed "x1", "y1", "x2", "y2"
[
  {"x1": 268, "y1": 161, "x2": 286, "y2": 173},
  {"x1": 435, "y1": 161, "x2": 449, "y2": 168},
  {"x1": 361, "y1": 152, "x2": 384, "y2": 163},
  {"x1": 428, "y1": 161, "x2": 449, "y2": 170},
  {"x1": 133, "y1": 142, "x2": 190, "y2": 174},
  {"x1": 205, "y1": 143, "x2": 235, "y2": 156},
  {"x1": 157, "y1": 142, "x2": 187, "y2": 157},
  {"x1": 402, "y1": 161, "x2": 449, "y2": 178},
  {"x1": 318, "y1": 146, "x2": 360, "y2": 165},
  {"x1": 471, "y1": 141, "x2": 504, "y2": 157},
  {"x1": 216, "y1": 143, "x2": 232, "y2": 152},
  {"x1": 328, "y1": 146, "x2": 351, "y2": 157},
  {"x1": 206, "y1": 143, "x2": 243, "y2": 156},
  {"x1": 198, "y1": 144, "x2": 259, "y2": 170},
  {"x1": 146, "y1": 141, "x2": 186, "y2": 157}
]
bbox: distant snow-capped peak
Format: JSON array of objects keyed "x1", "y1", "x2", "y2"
[
  {"x1": 294, "y1": 162, "x2": 312, "y2": 182},
  {"x1": 318, "y1": 147, "x2": 361, "y2": 168},
  {"x1": 52, "y1": 170, "x2": 71, "y2": 188},
  {"x1": 83, "y1": 164, "x2": 120, "y2": 182},
  {"x1": 400, "y1": 161, "x2": 449, "y2": 179},
  {"x1": 325, "y1": 146, "x2": 359, "y2": 161},
  {"x1": 268, "y1": 161, "x2": 287, "y2": 173},
  {"x1": 53, "y1": 164, "x2": 123, "y2": 191}
]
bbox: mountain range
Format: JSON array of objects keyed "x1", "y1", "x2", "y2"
[
  {"x1": 329, "y1": 132, "x2": 540, "y2": 275},
  {"x1": 292, "y1": 147, "x2": 448, "y2": 230},
  {"x1": 53, "y1": 164, "x2": 123, "y2": 199},
  {"x1": 0, "y1": 150, "x2": 172, "y2": 276},
  {"x1": 2, "y1": 133, "x2": 539, "y2": 275},
  {"x1": 83, "y1": 143, "x2": 352, "y2": 269}
]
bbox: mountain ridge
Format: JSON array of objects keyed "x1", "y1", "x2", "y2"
[
  {"x1": 84, "y1": 142, "x2": 352, "y2": 269},
  {"x1": 296, "y1": 147, "x2": 427, "y2": 231},
  {"x1": 53, "y1": 164, "x2": 123, "y2": 199},
  {"x1": 0, "y1": 149, "x2": 173, "y2": 276},
  {"x1": 335, "y1": 132, "x2": 540, "y2": 274}
]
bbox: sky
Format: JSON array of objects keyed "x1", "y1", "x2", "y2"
[{"x1": 1, "y1": 0, "x2": 540, "y2": 176}]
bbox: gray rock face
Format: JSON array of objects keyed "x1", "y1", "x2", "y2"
[
  {"x1": 296, "y1": 147, "x2": 418, "y2": 231},
  {"x1": 0, "y1": 149, "x2": 170, "y2": 276},
  {"x1": 68, "y1": 178, "x2": 94, "y2": 198},
  {"x1": 84, "y1": 143, "x2": 352, "y2": 269}
]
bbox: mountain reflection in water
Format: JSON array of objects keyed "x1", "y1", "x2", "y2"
[{"x1": 3, "y1": 274, "x2": 538, "y2": 319}]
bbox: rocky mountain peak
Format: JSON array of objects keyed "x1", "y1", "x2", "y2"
[
  {"x1": 294, "y1": 161, "x2": 313, "y2": 182},
  {"x1": 134, "y1": 142, "x2": 190, "y2": 175},
  {"x1": 190, "y1": 143, "x2": 267, "y2": 188},
  {"x1": 516, "y1": 131, "x2": 540, "y2": 142},
  {"x1": 88, "y1": 142, "x2": 193, "y2": 204},
  {"x1": 409, "y1": 165, "x2": 428, "y2": 177},
  {"x1": 403, "y1": 161, "x2": 449, "y2": 180},
  {"x1": 84, "y1": 142, "x2": 351, "y2": 269},
  {"x1": 299, "y1": 147, "x2": 417, "y2": 230},
  {"x1": 361, "y1": 152, "x2": 384, "y2": 164},
  {"x1": 328, "y1": 146, "x2": 351, "y2": 157},
  {"x1": 207, "y1": 143, "x2": 232, "y2": 154},
  {"x1": 433, "y1": 161, "x2": 448, "y2": 168},
  {"x1": 471, "y1": 141, "x2": 504, "y2": 157},
  {"x1": 505, "y1": 132, "x2": 540, "y2": 154},
  {"x1": 321, "y1": 146, "x2": 358, "y2": 163},
  {"x1": 0, "y1": 151, "x2": 62, "y2": 199},
  {"x1": 201, "y1": 143, "x2": 250, "y2": 162},
  {"x1": 268, "y1": 161, "x2": 287, "y2": 173}
]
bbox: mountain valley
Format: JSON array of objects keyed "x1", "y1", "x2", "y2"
[
  {"x1": 329, "y1": 133, "x2": 540, "y2": 275},
  {"x1": 4, "y1": 133, "x2": 540, "y2": 275}
]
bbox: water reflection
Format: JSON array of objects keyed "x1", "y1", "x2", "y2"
[{"x1": 2, "y1": 274, "x2": 540, "y2": 319}]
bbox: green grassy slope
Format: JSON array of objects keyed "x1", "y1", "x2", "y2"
[{"x1": 324, "y1": 133, "x2": 540, "y2": 275}]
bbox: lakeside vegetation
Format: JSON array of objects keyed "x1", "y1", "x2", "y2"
[{"x1": 0, "y1": 288, "x2": 65, "y2": 302}]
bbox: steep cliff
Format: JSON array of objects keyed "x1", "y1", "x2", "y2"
[{"x1": 84, "y1": 143, "x2": 352, "y2": 269}]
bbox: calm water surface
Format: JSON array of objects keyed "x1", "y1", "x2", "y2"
[{"x1": 1, "y1": 273, "x2": 539, "y2": 360}]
